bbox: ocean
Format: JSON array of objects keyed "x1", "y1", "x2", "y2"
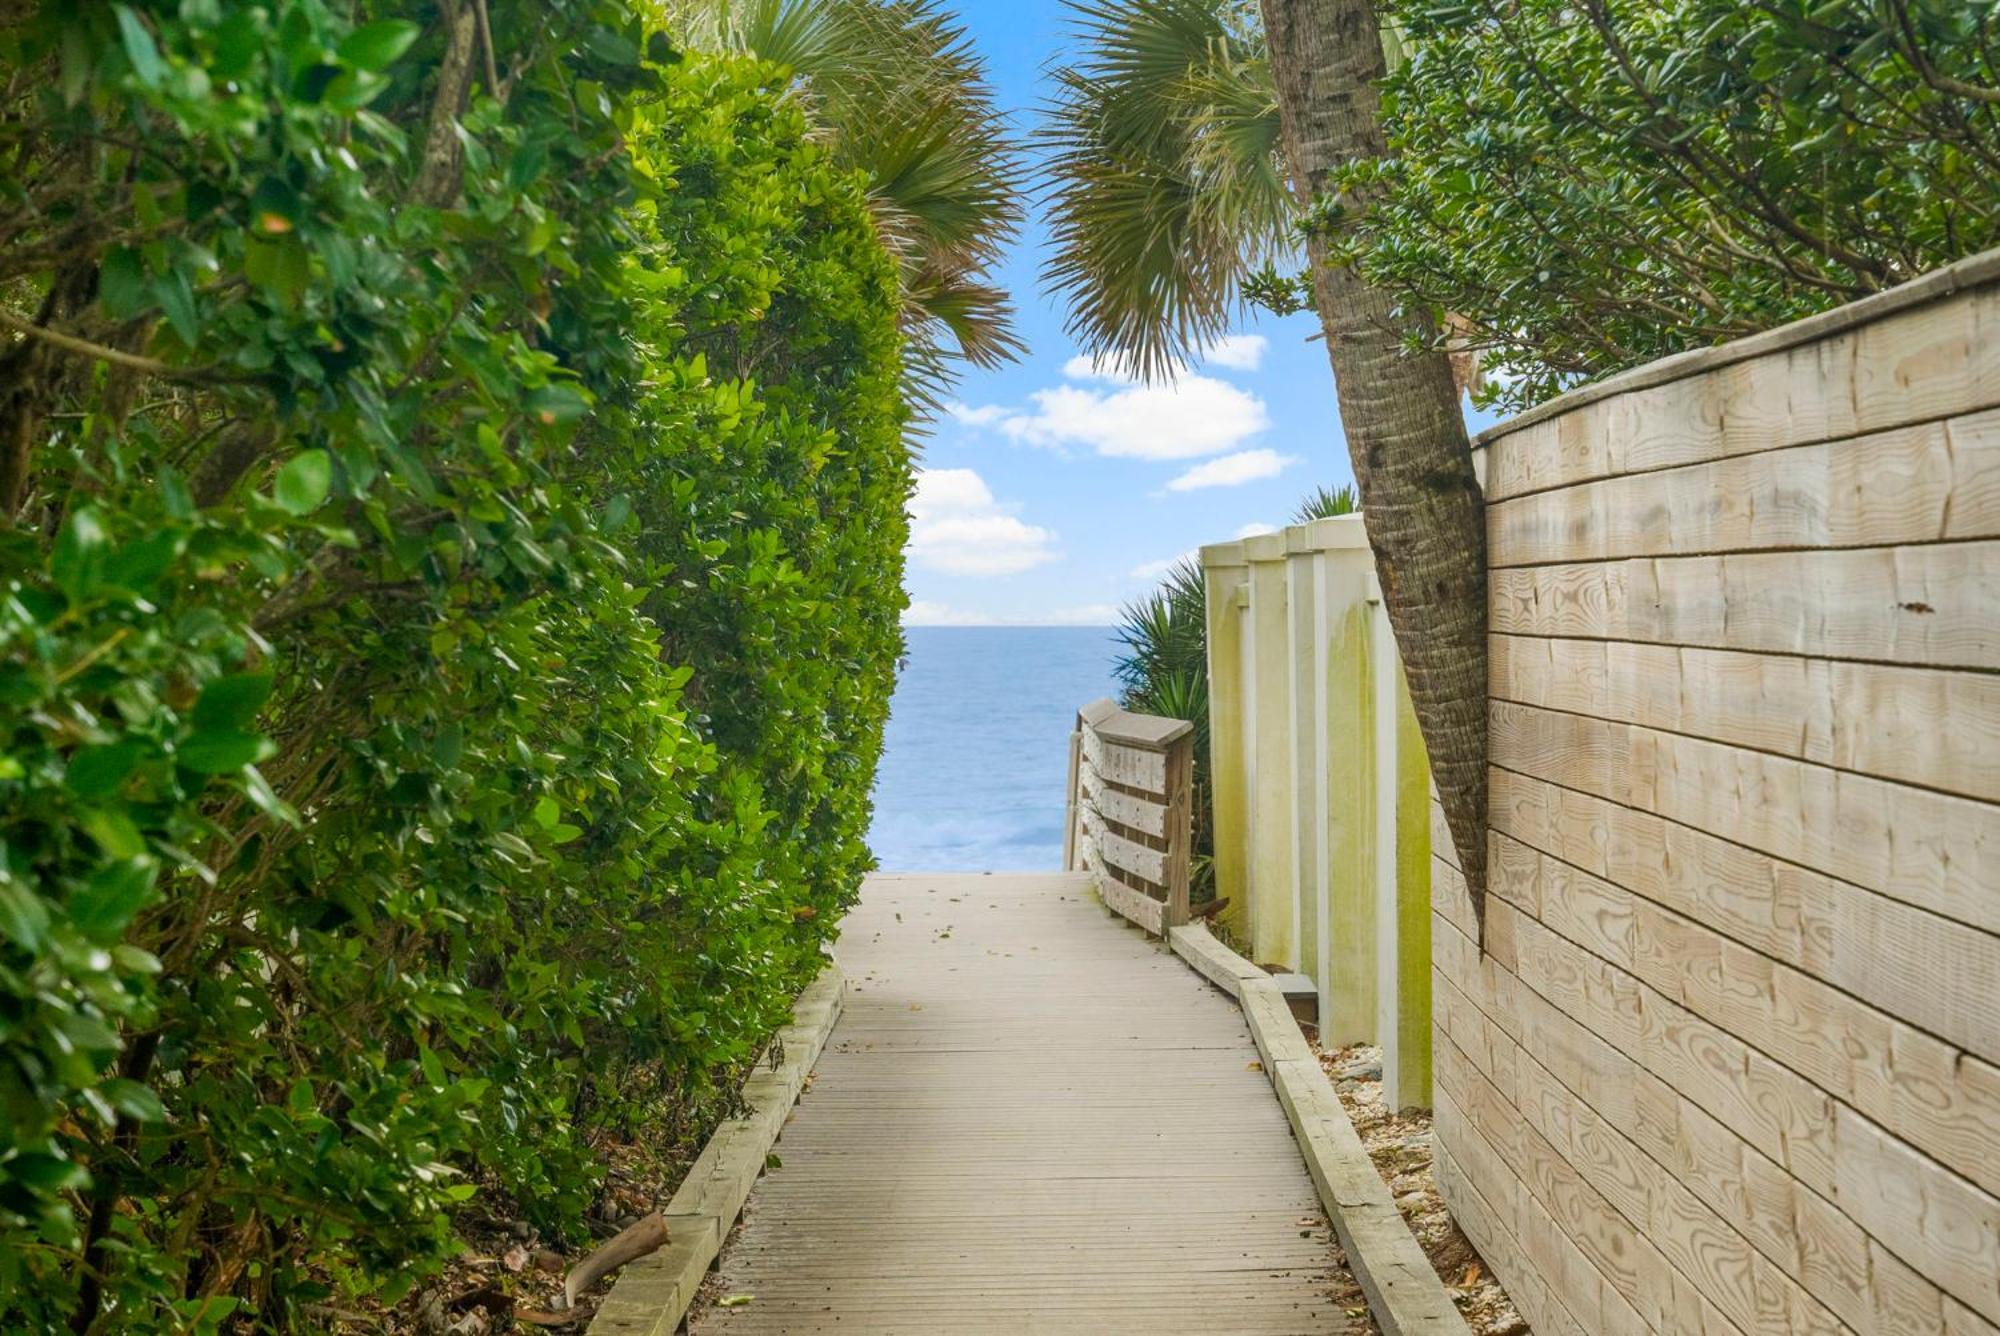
[{"x1": 868, "y1": 626, "x2": 1121, "y2": 872}]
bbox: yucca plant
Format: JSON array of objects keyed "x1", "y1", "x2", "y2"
[
  {"x1": 1112, "y1": 561, "x2": 1217, "y2": 901},
  {"x1": 1293, "y1": 482, "x2": 1358, "y2": 522}
]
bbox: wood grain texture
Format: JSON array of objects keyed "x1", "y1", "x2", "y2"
[
  {"x1": 1441, "y1": 263, "x2": 2000, "y2": 1336},
  {"x1": 590, "y1": 968, "x2": 843, "y2": 1336},
  {"x1": 1479, "y1": 255, "x2": 2000, "y2": 497},
  {"x1": 692, "y1": 873, "x2": 1352, "y2": 1335},
  {"x1": 1489, "y1": 635, "x2": 2000, "y2": 805},
  {"x1": 1488, "y1": 407, "x2": 2000, "y2": 568},
  {"x1": 1080, "y1": 762, "x2": 1169, "y2": 837},
  {"x1": 1489, "y1": 543, "x2": 2000, "y2": 671}
]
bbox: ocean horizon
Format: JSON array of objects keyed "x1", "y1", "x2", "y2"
[{"x1": 868, "y1": 625, "x2": 1121, "y2": 873}]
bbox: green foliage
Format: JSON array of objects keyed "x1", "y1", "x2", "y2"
[
  {"x1": 1039, "y1": 0, "x2": 1289, "y2": 380},
  {"x1": 1111, "y1": 561, "x2": 1214, "y2": 899},
  {"x1": 1331, "y1": 0, "x2": 2000, "y2": 410},
  {"x1": 0, "y1": 2, "x2": 906, "y2": 1328},
  {"x1": 1293, "y1": 483, "x2": 1358, "y2": 522},
  {"x1": 668, "y1": 0, "x2": 1026, "y2": 404}
]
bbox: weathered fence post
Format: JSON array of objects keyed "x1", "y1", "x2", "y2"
[
  {"x1": 1070, "y1": 699, "x2": 1196, "y2": 937},
  {"x1": 1062, "y1": 726, "x2": 1082, "y2": 872},
  {"x1": 1198, "y1": 514, "x2": 1433, "y2": 1107}
]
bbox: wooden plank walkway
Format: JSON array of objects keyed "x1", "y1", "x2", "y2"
[{"x1": 691, "y1": 872, "x2": 1352, "y2": 1334}]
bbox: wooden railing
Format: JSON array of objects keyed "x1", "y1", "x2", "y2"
[{"x1": 1063, "y1": 699, "x2": 1195, "y2": 936}]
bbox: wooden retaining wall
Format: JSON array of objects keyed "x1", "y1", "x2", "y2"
[{"x1": 1432, "y1": 249, "x2": 2000, "y2": 1336}]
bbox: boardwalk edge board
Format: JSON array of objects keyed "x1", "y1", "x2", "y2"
[
  {"x1": 586, "y1": 961, "x2": 846, "y2": 1336},
  {"x1": 1168, "y1": 924, "x2": 1472, "y2": 1336}
]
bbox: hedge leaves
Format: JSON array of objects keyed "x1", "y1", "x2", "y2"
[{"x1": 0, "y1": 1, "x2": 908, "y2": 1327}]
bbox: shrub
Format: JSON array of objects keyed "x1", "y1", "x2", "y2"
[
  {"x1": 0, "y1": 3, "x2": 905, "y2": 1328},
  {"x1": 1330, "y1": 0, "x2": 2000, "y2": 409}
]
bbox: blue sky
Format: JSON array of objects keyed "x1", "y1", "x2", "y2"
[
  {"x1": 903, "y1": 1, "x2": 1497, "y2": 627},
  {"x1": 903, "y1": 1, "x2": 1499, "y2": 627}
]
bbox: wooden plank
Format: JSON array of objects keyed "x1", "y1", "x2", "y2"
[
  {"x1": 1489, "y1": 701, "x2": 2000, "y2": 937},
  {"x1": 1078, "y1": 697, "x2": 1120, "y2": 729},
  {"x1": 1489, "y1": 542, "x2": 2000, "y2": 671},
  {"x1": 1167, "y1": 923, "x2": 1264, "y2": 998},
  {"x1": 1081, "y1": 723, "x2": 1168, "y2": 795},
  {"x1": 1162, "y1": 737, "x2": 1192, "y2": 929},
  {"x1": 1458, "y1": 890, "x2": 1999, "y2": 1335},
  {"x1": 1080, "y1": 762, "x2": 1168, "y2": 837},
  {"x1": 1487, "y1": 406, "x2": 2000, "y2": 568},
  {"x1": 1437, "y1": 946, "x2": 1880, "y2": 1336},
  {"x1": 591, "y1": 964, "x2": 843, "y2": 1336},
  {"x1": 588, "y1": 1215, "x2": 723, "y2": 1336},
  {"x1": 1159, "y1": 904, "x2": 1466, "y2": 1334},
  {"x1": 1094, "y1": 865, "x2": 1167, "y2": 936},
  {"x1": 1090, "y1": 708, "x2": 1194, "y2": 751},
  {"x1": 1474, "y1": 247, "x2": 2000, "y2": 478},
  {"x1": 1272, "y1": 1058, "x2": 1471, "y2": 1335},
  {"x1": 1093, "y1": 824, "x2": 1167, "y2": 889},
  {"x1": 1489, "y1": 633, "x2": 2000, "y2": 806},
  {"x1": 1240, "y1": 976, "x2": 1314, "y2": 1068},
  {"x1": 1834, "y1": 1105, "x2": 2000, "y2": 1327},
  {"x1": 1062, "y1": 729, "x2": 1081, "y2": 871},
  {"x1": 692, "y1": 872, "x2": 1352, "y2": 1334}
]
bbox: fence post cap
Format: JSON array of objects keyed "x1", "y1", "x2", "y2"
[
  {"x1": 1199, "y1": 540, "x2": 1249, "y2": 568},
  {"x1": 1241, "y1": 531, "x2": 1286, "y2": 562}
]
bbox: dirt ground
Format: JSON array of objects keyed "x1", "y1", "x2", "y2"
[
  {"x1": 344, "y1": 1093, "x2": 726, "y2": 1333},
  {"x1": 1315, "y1": 1041, "x2": 1529, "y2": 1336}
]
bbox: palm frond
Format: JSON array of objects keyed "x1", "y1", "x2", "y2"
[
  {"x1": 1038, "y1": 0, "x2": 1292, "y2": 382},
  {"x1": 667, "y1": 0, "x2": 1025, "y2": 405}
]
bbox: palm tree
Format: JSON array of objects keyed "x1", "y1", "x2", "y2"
[
  {"x1": 666, "y1": 0, "x2": 1025, "y2": 404},
  {"x1": 1042, "y1": 0, "x2": 1491, "y2": 918},
  {"x1": 1039, "y1": 0, "x2": 1289, "y2": 381}
]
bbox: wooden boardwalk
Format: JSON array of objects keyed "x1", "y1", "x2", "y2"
[{"x1": 691, "y1": 872, "x2": 1352, "y2": 1334}]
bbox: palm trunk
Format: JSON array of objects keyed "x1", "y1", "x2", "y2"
[{"x1": 1258, "y1": 0, "x2": 1490, "y2": 925}]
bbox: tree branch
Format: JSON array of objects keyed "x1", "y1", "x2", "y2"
[{"x1": 0, "y1": 307, "x2": 229, "y2": 383}]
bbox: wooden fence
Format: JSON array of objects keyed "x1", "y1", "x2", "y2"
[
  {"x1": 1065, "y1": 698, "x2": 1195, "y2": 936},
  {"x1": 1433, "y1": 248, "x2": 2000, "y2": 1335},
  {"x1": 1200, "y1": 517, "x2": 1436, "y2": 1110}
]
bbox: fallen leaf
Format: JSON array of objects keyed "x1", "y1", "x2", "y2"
[
  {"x1": 718, "y1": 1295, "x2": 755, "y2": 1308},
  {"x1": 1460, "y1": 1262, "x2": 1483, "y2": 1286},
  {"x1": 1246, "y1": 1061, "x2": 1263, "y2": 1072},
  {"x1": 515, "y1": 1306, "x2": 590, "y2": 1328},
  {"x1": 502, "y1": 1244, "x2": 529, "y2": 1273}
]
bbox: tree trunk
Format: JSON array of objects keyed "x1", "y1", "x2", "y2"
[{"x1": 1258, "y1": 0, "x2": 1490, "y2": 926}]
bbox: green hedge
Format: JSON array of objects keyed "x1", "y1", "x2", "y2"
[{"x1": 0, "y1": 2, "x2": 906, "y2": 1328}]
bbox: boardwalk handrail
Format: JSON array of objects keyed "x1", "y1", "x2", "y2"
[{"x1": 1064, "y1": 698, "x2": 1195, "y2": 935}]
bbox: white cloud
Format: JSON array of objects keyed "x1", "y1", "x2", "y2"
[
  {"x1": 906, "y1": 468, "x2": 1059, "y2": 577},
  {"x1": 1234, "y1": 521, "x2": 1278, "y2": 538},
  {"x1": 1165, "y1": 449, "x2": 1297, "y2": 492},
  {"x1": 953, "y1": 352, "x2": 1270, "y2": 463},
  {"x1": 1001, "y1": 375, "x2": 1269, "y2": 461},
  {"x1": 1203, "y1": 334, "x2": 1268, "y2": 371},
  {"x1": 947, "y1": 401, "x2": 1007, "y2": 428},
  {"x1": 1059, "y1": 352, "x2": 1141, "y2": 384},
  {"x1": 903, "y1": 600, "x2": 1118, "y2": 627},
  {"x1": 1131, "y1": 549, "x2": 1200, "y2": 581}
]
